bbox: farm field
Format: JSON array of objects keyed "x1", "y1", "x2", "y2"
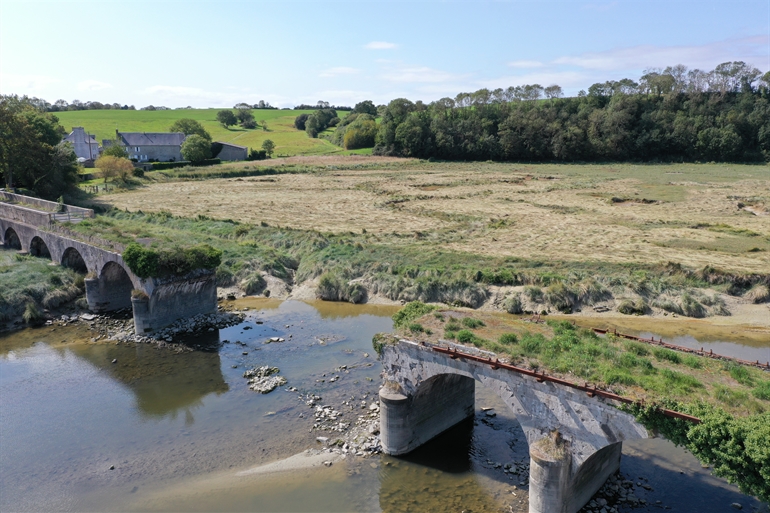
[
  {"x1": 98, "y1": 159, "x2": 770, "y2": 274},
  {"x1": 55, "y1": 108, "x2": 352, "y2": 157}
]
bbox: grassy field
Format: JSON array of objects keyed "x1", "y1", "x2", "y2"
[
  {"x1": 55, "y1": 158, "x2": 769, "y2": 327},
  {"x1": 94, "y1": 160, "x2": 770, "y2": 273},
  {"x1": 55, "y1": 108, "x2": 353, "y2": 157}
]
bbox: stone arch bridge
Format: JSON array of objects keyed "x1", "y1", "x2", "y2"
[
  {"x1": 1, "y1": 193, "x2": 215, "y2": 333},
  {"x1": 378, "y1": 339, "x2": 690, "y2": 513}
]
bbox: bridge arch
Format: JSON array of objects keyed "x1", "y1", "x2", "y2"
[
  {"x1": 380, "y1": 341, "x2": 649, "y2": 513},
  {"x1": 61, "y1": 247, "x2": 88, "y2": 274},
  {"x1": 99, "y1": 261, "x2": 135, "y2": 310},
  {"x1": 29, "y1": 236, "x2": 51, "y2": 259},
  {"x1": 3, "y1": 227, "x2": 21, "y2": 250}
]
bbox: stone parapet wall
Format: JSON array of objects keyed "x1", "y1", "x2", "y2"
[{"x1": 0, "y1": 191, "x2": 94, "y2": 217}]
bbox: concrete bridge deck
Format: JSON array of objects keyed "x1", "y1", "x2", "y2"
[
  {"x1": 1, "y1": 193, "x2": 216, "y2": 333},
  {"x1": 378, "y1": 338, "x2": 667, "y2": 513}
]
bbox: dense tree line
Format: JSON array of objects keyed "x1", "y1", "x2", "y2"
[
  {"x1": 293, "y1": 101, "x2": 352, "y2": 111},
  {"x1": 0, "y1": 95, "x2": 79, "y2": 198},
  {"x1": 373, "y1": 62, "x2": 770, "y2": 162}
]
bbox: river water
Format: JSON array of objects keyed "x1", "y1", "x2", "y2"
[{"x1": 0, "y1": 299, "x2": 766, "y2": 512}]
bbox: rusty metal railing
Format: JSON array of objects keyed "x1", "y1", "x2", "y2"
[
  {"x1": 426, "y1": 343, "x2": 701, "y2": 424},
  {"x1": 590, "y1": 327, "x2": 770, "y2": 371}
]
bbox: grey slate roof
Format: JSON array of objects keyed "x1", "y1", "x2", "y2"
[
  {"x1": 118, "y1": 132, "x2": 186, "y2": 146},
  {"x1": 215, "y1": 141, "x2": 247, "y2": 149}
]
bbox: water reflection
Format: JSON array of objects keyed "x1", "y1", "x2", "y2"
[{"x1": 66, "y1": 336, "x2": 229, "y2": 420}]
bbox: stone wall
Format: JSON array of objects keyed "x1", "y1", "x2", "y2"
[
  {"x1": 132, "y1": 270, "x2": 217, "y2": 333},
  {"x1": 0, "y1": 192, "x2": 93, "y2": 217}
]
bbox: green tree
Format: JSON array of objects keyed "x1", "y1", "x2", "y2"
[
  {"x1": 0, "y1": 96, "x2": 78, "y2": 198},
  {"x1": 95, "y1": 155, "x2": 135, "y2": 182},
  {"x1": 102, "y1": 141, "x2": 129, "y2": 158},
  {"x1": 181, "y1": 134, "x2": 212, "y2": 162},
  {"x1": 216, "y1": 110, "x2": 237, "y2": 128},
  {"x1": 353, "y1": 100, "x2": 378, "y2": 116},
  {"x1": 261, "y1": 139, "x2": 275, "y2": 157},
  {"x1": 169, "y1": 119, "x2": 211, "y2": 141}
]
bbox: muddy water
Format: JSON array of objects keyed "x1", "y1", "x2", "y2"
[{"x1": 0, "y1": 300, "x2": 766, "y2": 512}]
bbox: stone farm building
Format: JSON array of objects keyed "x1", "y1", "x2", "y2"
[
  {"x1": 63, "y1": 127, "x2": 101, "y2": 164},
  {"x1": 212, "y1": 142, "x2": 248, "y2": 161},
  {"x1": 104, "y1": 130, "x2": 186, "y2": 162}
]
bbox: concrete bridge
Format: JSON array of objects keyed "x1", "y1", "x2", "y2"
[
  {"x1": 378, "y1": 339, "x2": 654, "y2": 513},
  {"x1": 1, "y1": 192, "x2": 216, "y2": 333}
]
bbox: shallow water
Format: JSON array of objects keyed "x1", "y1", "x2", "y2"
[
  {"x1": 551, "y1": 314, "x2": 770, "y2": 364},
  {"x1": 0, "y1": 300, "x2": 766, "y2": 512}
]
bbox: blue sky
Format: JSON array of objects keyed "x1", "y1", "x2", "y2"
[{"x1": 1, "y1": 0, "x2": 768, "y2": 108}]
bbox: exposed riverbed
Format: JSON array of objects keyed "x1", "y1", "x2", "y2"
[{"x1": 0, "y1": 300, "x2": 767, "y2": 512}]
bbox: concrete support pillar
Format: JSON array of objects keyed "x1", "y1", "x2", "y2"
[
  {"x1": 84, "y1": 276, "x2": 105, "y2": 312},
  {"x1": 132, "y1": 296, "x2": 151, "y2": 334},
  {"x1": 529, "y1": 434, "x2": 623, "y2": 513},
  {"x1": 379, "y1": 373, "x2": 475, "y2": 456},
  {"x1": 529, "y1": 433, "x2": 572, "y2": 513}
]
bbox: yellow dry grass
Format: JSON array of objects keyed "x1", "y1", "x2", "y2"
[{"x1": 101, "y1": 160, "x2": 770, "y2": 273}]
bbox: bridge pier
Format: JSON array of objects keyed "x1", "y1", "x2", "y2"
[
  {"x1": 379, "y1": 374, "x2": 475, "y2": 455},
  {"x1": 378, "y1": 339, "x2": 648, "y2": 513}
]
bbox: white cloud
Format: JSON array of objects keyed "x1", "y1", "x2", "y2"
[
  {"x1": 381, "y1": 66, "x2": 469, "y2": 84},
  {"x1": 0, "y1": 73, "x2": 59, "y2": 94},
  {"x1": 77, "y1": 80, "x2": 112, "y2": 92},
  {"x1": 143, "y1": 85, "x2": 292, "y2": 108},
  {"x1": 319, "y1": 67, "x2": 360, "y2": 78},
  {"x1": 552, "y1": 36, "x2": 769, "y2": 72},
  {"x1": 365, "y1": 41, "x2": 397, "y2": 50},
  {"x1": 507, "y1": 60, "x2": 545, "y2": 69}
]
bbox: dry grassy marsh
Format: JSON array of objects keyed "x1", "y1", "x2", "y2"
[{"x1": 102, "y1": 159, "x2": 770, "y2": 273}]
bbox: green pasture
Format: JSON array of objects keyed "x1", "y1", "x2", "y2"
[{"x1": 55, "y1": 108, "x2": 351, "y2": 157}]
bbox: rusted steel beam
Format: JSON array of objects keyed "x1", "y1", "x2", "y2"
[
  {"x1": 592, "y1": 328, "x2": 770, "y2": 370},
  {"x1": 430, "y1": 344, "x2": 701, "y2": 424}
]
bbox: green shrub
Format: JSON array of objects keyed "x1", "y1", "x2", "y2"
[
  {"x1": 456, "y1": 329, "x2": 476, "y2": 344},
  {"x1": 23, "y1": 302, "x2": 44, "y2": 325},
  {"x1": 499, "y1": 333, "x2": 518, "y2": 345},
  {"x1": 317, "y1": 272, "x2": 345, "y2": 301},
  {"x1": 524, "y1": 286, "x2": 543, "y2": 302},
  {"x1": 504, "y1": 294, "x2": 523, "y2": 314},
  {"x1": 623, "y1": 340, "x2": 650, "y2": 356},
  {"x1": 461, "y1": 317, "x2": 485, "y2": 329},
  {"x1": 408, "y1": 323, "x2": 424, "y2": 333},
  {"x1": 241, "y1": 273, "x2": 267, "y2": 295},
  {"x1": 726, "y1": 363, "x2": 754, "y2": 386},
  {"x1": 347, "y1": 282, "x2": 366, "y2": 304},
  {"x1": 545, "y1": 282, "x2": 575, "y2": 312},
  {"x1": 520, "y1": 333, "x2": 545, "y2": 355},
  {"x1": 681, "y1": 293, "x2": 706, "y2": 318},
  {"x1": 682, "y1": 355, "x2": 702, "y2": 369},
  {"x1": 122, "y1": 243, "x2": 221, "y2": 279},
  {"x1": 661, "y1": 368, "x2": 702, "y2": 390},
  {"x1": 444, "y1": 329, "x2": 457, "y2": 340},
  {"x1": 392, "y1": 301, "x2": 437, "y2": 328},
  {"x1": 653, "y1": 347, "x2": 682, "y2": 364},
  {"x1": 753, "y1": 381, "x2": 770, "y2": 400},
  {"x1": 617, "y1": 298, "x2": 647, "y2": 315}
]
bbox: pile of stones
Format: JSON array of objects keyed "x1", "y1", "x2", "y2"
[
  {"x1": 243, "y1": 366, "x2": 287, "y2": 393},
  {"x1": 312, "y1": 399, "x2": 382, "y2": 458},
  {"x1": 579, "y1": 472, "x2": 652, "y2": 513}
]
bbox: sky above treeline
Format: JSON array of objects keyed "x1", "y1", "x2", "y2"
[{"x1": 1, "y1": 0, "x2": 768, "y2": 109}]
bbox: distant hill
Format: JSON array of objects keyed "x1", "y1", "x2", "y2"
[{"x1": 55, "y1": 108, "x2": 353, "y2": 158}]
